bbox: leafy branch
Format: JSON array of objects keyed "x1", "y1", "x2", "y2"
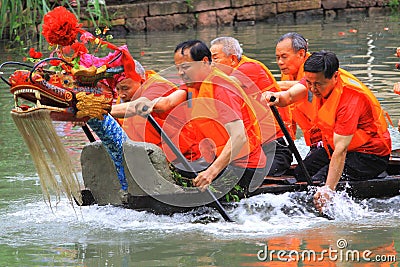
[{"x1": 0, "y1": 0, "x2": 110, "y2": 49}]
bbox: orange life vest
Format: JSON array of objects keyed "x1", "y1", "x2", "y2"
[
  {"x1": 118, "y1": 71, "x2": 173, "y2": 146},
  {"x1": 189, "y1": 67, "x2": 262, "y2": 163},
  {"x1": 119, "y1": 71, "x2": 199, "y2": 161},
  {"x1": 238, "y1": 55, "x2": 295, "y2": 141},
  {"x1": 281, "y1": 52, "x2": 319, "y2": 145},
  {"x1": 315, "y1": 68, "x2": 390, "y2": 155}
]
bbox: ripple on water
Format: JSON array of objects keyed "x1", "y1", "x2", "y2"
[{"x1": 2, "y1": 187, "x2": 399, "y2": 248}]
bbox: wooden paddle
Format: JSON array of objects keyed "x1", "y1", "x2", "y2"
[
  {"x1": 82, "y1": 124, "x2": 96, "y2": 142},
  {"x1": 144, "y1": 111, "x2": 234, "y2": 222},
  {"x1": 268, "y1": 97, "x2": 338, "y2": 220},
  {"x1": 269, "y1": 96, "x2": 314, "y2": 186}
]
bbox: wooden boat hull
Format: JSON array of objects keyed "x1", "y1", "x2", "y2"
[{"x1": 79, "y1": 141, "x2": 400, "y2": 215}]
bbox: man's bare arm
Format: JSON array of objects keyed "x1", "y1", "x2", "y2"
[
  {"x1": 325, "y1": 133, "x2": 353, "y2": 190},
  {"x1": 263, "y1": 82, "x2": 308, "y2": 107},
  {"x1": 110, "y1": 101, "x2": 140, "y2": 118},
  {"x1": 111, "y1": 90, "x2": 187, "y2": 118},
  {"x1": 277, "y1": 80, "x2": 298, "y2": 91},
  {"x1": 313, "y1": 133, "x2": 353, "y2": 212},
  {"x1": 152, "y1": 89, "x2": 187, "y2": 112}
]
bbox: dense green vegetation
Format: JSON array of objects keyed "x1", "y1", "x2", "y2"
[
  {"x1": 390, "y1": 0, "x2": 400, "y2": 13},
  {"x1": 0, "y1": 0, "x2": 109, "y2": 48}
]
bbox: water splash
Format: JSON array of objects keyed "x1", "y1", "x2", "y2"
[
  {"x1": 2, "y1": 182, "x2": 400, "y2": 248},
  {"x1": 320, "y1": 185, "x2": 370, "y2": 221}
]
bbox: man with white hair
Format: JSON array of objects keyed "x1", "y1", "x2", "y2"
[{"x1": 210, "y1": 36, "x2": 294, "y2": 177}]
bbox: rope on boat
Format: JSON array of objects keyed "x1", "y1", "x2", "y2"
[{"x1": 11, "y1": 109, "x2": 82, "y2": 208}]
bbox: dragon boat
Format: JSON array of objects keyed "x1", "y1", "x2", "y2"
[
  {"x1": 3, "y1": 56, "x2": 400, "y2": 216},
  {"x1": 2, "y1": 6, "x2": 400, "y2": 219},
  {"x1": 79, "y1": 141, "x2": 400, "y2": 215}
]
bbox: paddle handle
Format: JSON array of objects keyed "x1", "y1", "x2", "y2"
[
  {"x1": 144, "y1": 109, "x2": 234, "y2": 222},
  {"x1": 82, "y1": 124, "x2": 96, "y2": 142},
  {"x1": 269, "y1": 96, "x2": 314, "y2": 186}
]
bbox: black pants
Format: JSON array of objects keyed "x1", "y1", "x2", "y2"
[
  {"x1": 294, "y1": 146, "x2": 389, "y2": 182},
  {"x1": 175, "y1": 159, "x2": 267, "y2": 193},
  {"x1": 195, "y1": 164, "x2": 267, "y2": 195},
  {"x1": 262, "y1": 137, "x2": 293, "y2": 176},
  {"x1": 231, "y1": 165, "x2": 268, "y2": 193}
]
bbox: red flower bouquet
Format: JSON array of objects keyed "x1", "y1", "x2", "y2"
[
  {"x1": 29, "y1": 48, "x2": 43, "y2": 59},
  {"x1": 42, "y1": 6, "x2": 82, "y2": 46},
  {"x1": 39, "y1": 6, "x2": 142, "y2": 84}
]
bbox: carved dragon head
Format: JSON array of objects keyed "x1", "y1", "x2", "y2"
[
  {"x1": 1, "y1": 6, "x2": 142, "y2": 121},
  {"x1": 2, "y1": 58, "x2": 123, "y2": 121}
]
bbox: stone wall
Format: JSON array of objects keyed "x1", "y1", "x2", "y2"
[{"x1": 97, "y1": 0, "x2": 393, "y2": 35}]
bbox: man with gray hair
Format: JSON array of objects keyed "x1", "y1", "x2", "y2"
[
  {"x1": 275, "y1": 32, "x2": 322, "y2": 150},
  {"x1": 276, "y1": 32, "x2": 309, "y2": 84},
  {"x1": 210, "y1": 36, "x2": 294, "y2": 177}
]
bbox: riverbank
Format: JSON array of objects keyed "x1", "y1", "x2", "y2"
[{"x1": 102, "y1": 0, "x2": 394, "y2": 35}]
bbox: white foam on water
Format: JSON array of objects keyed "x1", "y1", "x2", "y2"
[
  {"x1": 2, "y1": 178, "x2": 400, "y2": 247},
  {"x1": 196, "y1": 192, "x2": 327, "y2": 239},
  {"x1": 3, "y1": 174, "x2": 40, "y2": 182},
  {"x1": 319, "y1": 186, "x2": 370, "y2": 221},
  {"x1": 0, "y1": 191, "x2": 326, "y2": 243}
]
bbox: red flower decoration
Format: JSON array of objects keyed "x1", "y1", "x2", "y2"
[
  {"x1": 29, "y1": 48, "x2": 43, "y2": 59},
  {"x1": 80, "y1": 31, "x2": 94, "y2": 44},
  {"x1": 62, "y1": 45, "x2": 72, "y2": 55},
  {"x1": 42, "y1": 6, "x2": 82, "y2": 46},
  {"x1": 71, "y1": 42, "x2": 88, "y2": 56},
  {"x1": 50, "y1": 59, "x2": 60, "y2": 66}
]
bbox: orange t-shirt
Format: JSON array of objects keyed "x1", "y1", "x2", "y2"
[
  {"x1": 333, "y1": 89, "x2": 391, "y2": 156},
  {"x1": 298, "y1": 73, "x2": 392, "y2": 157}
]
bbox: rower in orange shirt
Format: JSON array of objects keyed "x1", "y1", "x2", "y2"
[
  {"x1": 210, "y1": 36, "x2": 294, "y2": 176},
  {"x1": 112, "y1": 60, "x2": 200, "y2": 162},
  {"x1": 267, "y1": 51, "x2": 391, "y2": 213},
  {"x1": 275, "y1": 32, "x2": 323, "y2": 149},
  {"x1": 134, "y1": 40, "x2": 267, "y2": 194}
]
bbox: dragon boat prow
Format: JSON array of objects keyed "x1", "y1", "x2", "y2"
[
  {"x1": 5, "y1": 62, "x2": 123, "y2": 121},
  {"x1": 80, "y1": 140, "x2": 186, "y2": 206}
]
